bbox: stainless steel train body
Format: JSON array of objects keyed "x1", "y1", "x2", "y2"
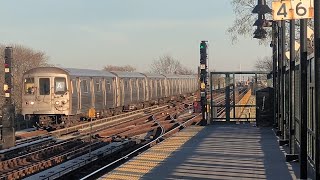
[{"x1": 21, "y1": 67, "x2": 197, "y2": 128}]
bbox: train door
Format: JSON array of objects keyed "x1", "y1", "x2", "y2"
[
  {"x1": 37, "y1": 77, "x2": 53, "y2": 111},
  {"x1": 71, "y1": 79, "x2": 78, "y2": 114},
  {"x1": 164, "y1": 78, "x2": 168, "y2": 97},
  {"x1": 120, "y1": 79, "x2": 125, "y2": 106},
  {"x1": 180, "y1": 79, "x2": 183, "y2": 94},
  {"x1": 159, "y1": 79, "x2": 162, "y2": 97},
  {"x1": 108, "y1": 78, "x2": 115, "y2": 108},
  {"x1": 102, "y1": 79, "x2": 106, "y2": 109},
  {"x1": 129, "y1": 79, "x2": 133, "y2": 102},
  {"x1": 90, "y1": 78, "x2": 95, "y2": 108},
  {"x1": 154, "y1": 79, "x2": 158, "y2": 98},
  {"x1": 140, "y1": 79, "x2": 144, "y2": 102},
  {"x1": 113, "y1": 77, "x2": 120, "y2": 107},
  {"x1": 80, "y1": 78, "x2": 91, "y2": 112},
  {"x1": 94, "y1": 78, "x2": 103, "y2": 110},
  {"x1": 136, "y1": 79, "x2": 139, "y2": 101},
  {"x1": 77, "y1": 78, "x2": 81, "y2": 111},
  {"x1": 149, "y1": 79, "x2": 153, "y2": 100},
  {"x1": 144, "y1": 77, "x2": 149, "y2": 101}
]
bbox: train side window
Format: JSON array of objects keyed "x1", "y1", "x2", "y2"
[
  {"x1": 24, "y1": 77, "x2": 35, "y2": 95},
  {"x1": 82, "y1": 80, "x2": 88, "y2": 93},
  {"x1": 96, "y1": 80, "x2": 101, "y2": 92},
  {"x1": 54, "y1": 77, "x2": 67, "y2": 95},
  {"x1": 39, "y1": 78, "x2": 50, "y2": 95}
]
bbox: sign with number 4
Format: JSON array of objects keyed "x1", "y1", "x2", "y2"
[{"x1": 272, "y1": 0, "x2": 314, "y2": 20}]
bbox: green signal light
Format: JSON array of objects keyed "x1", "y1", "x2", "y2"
[{"x1": 200, "y1": 45, "x2": 205, "y2": 49}]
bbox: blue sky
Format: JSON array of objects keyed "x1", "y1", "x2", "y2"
[{"x1": 0, "y1": 0, "x2": 270, "y2": 72}]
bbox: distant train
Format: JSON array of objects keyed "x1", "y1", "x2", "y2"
[{"x1": 21, "y1": 67, "x2": 197, "y2": 129}]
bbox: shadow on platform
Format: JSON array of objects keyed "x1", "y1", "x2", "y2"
[{"x1": 142, "y1": 124, "x2": 299, "y2": 180}]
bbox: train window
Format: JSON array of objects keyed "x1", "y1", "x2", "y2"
[
  {"x1": 39, "y1": 78, "x2": 50, "y2": 95},
  {"x1": 82, "y1": 80, "x2": 88, "y2": 93},
  {"x1": 24, "y1": 78, "x2": 35, "y2": 95},
  {"x1": 96, "y1": 80, "x2": 101, "y2": 92},
  {"x1": 54, "y1": 77, "x2": 67, "y2": 95}
]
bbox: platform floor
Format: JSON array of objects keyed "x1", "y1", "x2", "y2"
[{"x1": 100, "y1": 124, "x2": 299, "y2": 180}]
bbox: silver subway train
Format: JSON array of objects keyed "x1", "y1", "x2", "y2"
[{"x1": 21, "y1": 67, "x2": 197, "y2": 128}]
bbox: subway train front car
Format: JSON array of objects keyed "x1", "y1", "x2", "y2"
[{"x1": 22, "y1": 67, "x2": 70, "y2": 129}]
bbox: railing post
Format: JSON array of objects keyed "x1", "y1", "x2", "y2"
[
  {"x1": 314, "y1": 0, "x2": 320, "y2": 178},
  {"x1": 225, "y1": 73, "x2": 230, "y2": 122},
  {"x1": 289, "y1": 18, "x2": 296, "y2": 151},
  {"x1": 299, "y1": 18, "x2": 308, "y2": 180},
  {"x1": 285, "y1": 18, "x2": 299, "y2": 162},
  {"x1": 272, "y1": 21, "x2": 278, "y2": 129},
  {"x1": 210, "y1": 72, "x2": 213, "y2": 122}
]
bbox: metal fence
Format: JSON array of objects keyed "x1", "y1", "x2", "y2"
[{"x1": 209, "y1": 71, "x2": 269, "y2": 122}]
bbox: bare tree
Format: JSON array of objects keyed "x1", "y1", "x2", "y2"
[
  {"x1": 254, "y1": 56, "x2": 273, "y2": 72},
  {"x1": 227, "y1": 0, "x2": 267, "y2": 43},
  {"x1": 0, "y1": 44, "x2": 49, "y2": 113},
  {"x1": 150, "y1": 55, "x2": 194, "y2": 75},
  {"x1": 227, "y1": 0, "x2": 315, "y2": 45},
  {"x1": 103, "y1": 65, "x2": 136, "y2": 72},
  {"x1": 178, "y1": 67, "x2": 195, "y2": 75}
]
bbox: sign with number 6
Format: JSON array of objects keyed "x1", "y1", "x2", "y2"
[{"x1": 272, "y1": 0, "x2": 314, "y2": 20}]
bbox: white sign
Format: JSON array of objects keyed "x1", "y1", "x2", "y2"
[{"x1": 272, "y1": 0, "x2": 314, "y2": 21}]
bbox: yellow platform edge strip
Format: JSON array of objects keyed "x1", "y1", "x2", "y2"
[{"x1": 99, "y1": 126, "x2": 204, "y2": 180}]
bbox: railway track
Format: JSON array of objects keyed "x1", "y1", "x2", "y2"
[
  {"x1": 215, "y1": 88, "x2": 249, "y2": 118},
  {"x1": 0, "y1": 96, "x2": 197, "y2": 180},
  {"x1": 78, "y1": 113, "x2": 202, "y2": 180}
]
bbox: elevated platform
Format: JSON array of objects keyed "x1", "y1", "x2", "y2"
[{"x1": 99, "y1": 124, "x2": 299, "y2": 179}]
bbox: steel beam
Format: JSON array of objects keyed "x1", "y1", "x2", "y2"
[
  {"x1": 289, "y1": 19, "x2": 296, "y2": 155},
  {"x1": 279, "y1": 20, "x2": 286, "y2": 140},
  {"x1": 211, "y1": 71, "x2": 268, "y2": 74},
  {"x1": 314, "y1": 0, "x2": 320, "y2": 178},
  {"x1": 210, "y1": 72, "x2": 214, "y2": 122},
  {"x1": 225, "y1": 73, "x2": 230, "y2": 122},
  {"x1": 233, "y1": 73, "x2": 236, "y2": 119},
  {"x1": 272, "y1": 22, "x2": 278, "y2": 128},
  {"x1": 277, "y1": 21, "x2": 283, "y2": 136},
  {"x1": 299, "y1": 18, "x2": 308, "y2": 180}
]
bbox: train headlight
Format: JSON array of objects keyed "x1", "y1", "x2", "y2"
[
  {"x1": 30, "y1": 101, "x2": 35, "y2": 105},
  {"x1": 55, "y1": 101, "x2": 60, "y2": 105}
]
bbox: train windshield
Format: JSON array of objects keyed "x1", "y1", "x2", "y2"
[
  {"x1": 24, "y1": 77, "x2": 35, "y2": 95},
  {"x1": 54, "y1": 77, "x2": 67, "y2": 95},
  {"x1": 39, "y1": 78, "x2": 50, "y2": 95}
]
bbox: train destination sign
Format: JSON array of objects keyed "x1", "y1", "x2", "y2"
[{"x1": 272, "y1": 0, "x2": 314, "y2": 20}]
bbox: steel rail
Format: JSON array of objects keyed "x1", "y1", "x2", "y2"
[{"x1": 80, "y1": 114, "x2": 200, "y2": 180}]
